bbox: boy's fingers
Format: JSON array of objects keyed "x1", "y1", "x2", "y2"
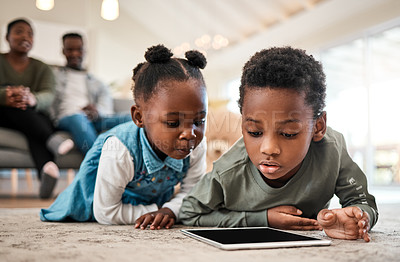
[
  {"x1": 286, "y1": 217, "x2": 321, "y2": 230},
  {"x1": 351, "y1": 206, "x2": 363, "y2": 219},
  {"x1": 317, "y1": 209, "x2": 336, "y2": 227},
  {"x1": 277, "y1": 206, "x2": 302, "y2": 216}
]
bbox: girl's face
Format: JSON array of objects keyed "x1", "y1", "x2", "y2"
[
  {"x1": 241, "y1": 87, "x2": 325, "y2": 187},
  {"x1": 132, "y1": 79, "x2": 207, "y2": 160},
  {"x1": 7, "y1": 22, "x2": 33, "y2": 54}
]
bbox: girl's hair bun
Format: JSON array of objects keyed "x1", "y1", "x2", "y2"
[
  {"x1": 132, "y1": 62, "x2": 145, "y2": 78},
  {"x1": 145, "y1": 44, "x2": 173, "y2": 63},
  {"x1": 185, "y1": 50, "x2": 207, "y2": 69}
]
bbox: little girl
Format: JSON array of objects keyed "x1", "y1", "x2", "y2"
[{"x1": 40, "y1": 44, "x2": 208, "y2": 230}]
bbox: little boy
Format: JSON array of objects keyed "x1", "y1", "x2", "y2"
[{"x1": 179, "y1": 46, "x2": 378, "y2": 242}]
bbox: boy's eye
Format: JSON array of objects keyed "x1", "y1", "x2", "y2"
[
  {"x1": 281, "y1": 132, "x2": 298, "y2": 138},
  {"x1": 194, "y1": 119, "x2": 206, "y2": 127},
  {"x1": 248, "y1": 131, "x2": 262, "y2": 137},
  {"x1": 166, "y1": 121, "x2": 180, "y2": 128}
]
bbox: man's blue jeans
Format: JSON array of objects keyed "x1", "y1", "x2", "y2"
[{"x1": 58, "y1": 113, "x2": 132, "y2": 154}]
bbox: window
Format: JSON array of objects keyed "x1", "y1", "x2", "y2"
[{"x1": 320, "y1": 25, "x2": 400, "y2": 186}]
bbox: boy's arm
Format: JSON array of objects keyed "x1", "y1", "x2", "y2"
[
  {"x1": 335, "y1": 135, "x2": 379, "y2": 229},
  {"x1": 178, "y1": 172, "x2": 267, "y2": 227}
]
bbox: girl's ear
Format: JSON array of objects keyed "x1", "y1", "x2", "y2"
[
  {"x1": 131, "y1": 105, "x2": 144, "y2": 128},
  {"x1": 313, "y1": 111, "x2": 327, "y2": 142}
]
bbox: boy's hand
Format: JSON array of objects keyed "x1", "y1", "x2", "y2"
[
  {"x1": 268, "y1": 206, "x2": 322, "y2": 230},
  {"x1": 135, "y1": 208, "x2": 176, "y2": 230},
  {"x1": 317, "y1": 207, "x2": 371, "y2": 242}
]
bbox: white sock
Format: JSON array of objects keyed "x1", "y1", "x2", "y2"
[
  {"x1": 58, "y1": 138, "x2": 75, "y2": 155},
  {"x1": 43, "y1": 161, "x2": 60, "y2": 179}
]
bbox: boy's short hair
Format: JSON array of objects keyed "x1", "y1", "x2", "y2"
[
  {"x1": 238, "y1": 46, "x2": 326, "y2": 119},
  {"x1": 62, "y1": 33, "x2": 83, "y2": 43}
]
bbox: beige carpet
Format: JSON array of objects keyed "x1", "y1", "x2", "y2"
[{"x1": 0, "y1": 203, "x2": 399, "y2": 262}]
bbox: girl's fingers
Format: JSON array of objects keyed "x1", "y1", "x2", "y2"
[
  {"x1": 165, "y1": 218, "x2": 175, "y2": 229},
  {"x1": 150, "y1": 214, "x2": 164, "y2": 230},
  {"x1": 158, "y1": 215, "x2": 172, "y2": 229},
  {"x1": 139, "y1": 214, "x2": 154, "y2": 229}
]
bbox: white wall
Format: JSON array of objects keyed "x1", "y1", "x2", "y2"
[
  {"x1": 1, "y1": 0, "x2": 400, "y2": 101},
  {"x1": 0, "y1": 0, "x2": 159, "y2": 99}
]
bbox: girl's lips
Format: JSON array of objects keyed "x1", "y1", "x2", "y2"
[{"x1": 175, "y1": 147, "x2": 194, "y2": 155}]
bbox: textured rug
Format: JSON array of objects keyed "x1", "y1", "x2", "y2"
[{"x1": 0, "y1": 203, "x2": 399, "y2": 262}]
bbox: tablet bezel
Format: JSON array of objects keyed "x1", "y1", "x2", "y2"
[{"x1": 181, "y1": 227, "x2": 331, "y2": 250}]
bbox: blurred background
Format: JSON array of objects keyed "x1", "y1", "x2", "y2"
[{"x1": 1, "y1": 0, "x2": 399, "y2": 196}]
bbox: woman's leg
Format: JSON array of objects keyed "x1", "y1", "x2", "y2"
[
  {"x1": 0, "y1": 106, "x2": 59, "y2": 198},
  {"x1": 0, "y1": 107, "x2": 55, "y2": 174}
]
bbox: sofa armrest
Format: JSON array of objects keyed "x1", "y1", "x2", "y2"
[{"x1": 113, "y1": 98, "x2": 133, "y2": 114}]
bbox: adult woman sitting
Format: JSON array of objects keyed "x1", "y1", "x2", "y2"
[{"x1": 0, "y1": 18, "x2": 72, "y2": 198}]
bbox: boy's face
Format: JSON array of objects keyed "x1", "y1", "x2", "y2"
[
  {"x1": 132, "y1": 79, "x2": 207, "y2": 160},
  {"x1": 241, "y1": 87, "x2": 325, "y2": 187},
  {"x1": 63, "y1": 37, "x2": 84, "y2": 70}
]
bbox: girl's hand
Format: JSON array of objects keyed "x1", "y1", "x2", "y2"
[
  {"x1": 268, "y1": 205, "x2": 322, "y2": 230},
  {"x1": 135, "y1": 208, "x2": 176, "y2": 230},
  {"x1": 317, "y1": 207, "x2": 371, "y2": 242}
]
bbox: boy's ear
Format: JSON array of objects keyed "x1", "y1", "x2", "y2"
[
  {"x1": 313, "y1": 111, "x2": 327, "y2": 142},
  {"x1": 131, "y1": 105, "x2": 144, "y2": 128}
]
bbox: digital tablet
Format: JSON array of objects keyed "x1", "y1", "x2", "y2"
[{"x1": 181, "y1": 227, "x2": 331, "y2": 250}]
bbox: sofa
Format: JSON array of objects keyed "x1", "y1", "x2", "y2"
[{"x1": 0, "y1": 98, "x2": 133, "y2": 195}]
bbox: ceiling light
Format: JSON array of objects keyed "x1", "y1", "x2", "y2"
[
  {"x1": 101, "y1": 0, "x2": 119, "y2": 21},
  {"x1": 36, "y1": 0, "x2": 54, "y2": 11}
]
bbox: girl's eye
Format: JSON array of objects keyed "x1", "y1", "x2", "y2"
[
  {"x1": 194, "y1": 119, "x2": 205, "y2": 127},
  {"x1": 281, "y1": 133, "x2": 298, "y2": 138},
  {"x1": 166, "y1": 121, "x2": 180, "y2": 128},
  {"x1": 248, "y1": 131, "x2": 262, "y2": 137}
]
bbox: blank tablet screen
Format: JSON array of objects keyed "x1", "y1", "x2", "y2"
[{"x1": 181, "y1": 227, "x2": 331, "y2": 250}]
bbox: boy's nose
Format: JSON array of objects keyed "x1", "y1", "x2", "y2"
[{"x1": 260, "y1": 135, "x2": 280, "y2": 156}]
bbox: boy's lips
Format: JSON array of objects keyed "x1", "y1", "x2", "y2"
[{"x1": 259, "y1": 160, "x2": 281, "y2": 174}]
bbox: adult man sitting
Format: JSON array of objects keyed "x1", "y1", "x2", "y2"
[{"x1": 52, "y1": 33, "x2": 131, "y2": 154}]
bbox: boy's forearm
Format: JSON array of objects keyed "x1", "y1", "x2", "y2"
[{"x1": 180, "y1": 205, "x2": 267, "y2": 227}]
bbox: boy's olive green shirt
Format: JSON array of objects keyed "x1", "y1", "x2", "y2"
[
  {"x1": 0, "y1": 54, "x2": 55, "y2": 112},
  {"x1": 179, "y1": 127, "x2": 378, "y2": 228}
]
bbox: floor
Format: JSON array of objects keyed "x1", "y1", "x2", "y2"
[
  {"x1": 0, "y1": 168, "x2": 70, "y2": 208},
  {"x1": 1, "y1": 168, "x2": 399, "y2": 209}
]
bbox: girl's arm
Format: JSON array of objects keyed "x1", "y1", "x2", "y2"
[
  {"x1": 93, "y1": 136, "x2": 158, "y2": 225},
  {"x1": 162, "y1": 139, "x2": 207, "y2": 219}
]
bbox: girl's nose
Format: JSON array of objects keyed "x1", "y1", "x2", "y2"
[
  {"x1": 179, "y1": 126, "x2": 196, "y2": 140},
  {"x1": 260, "y1": 135, "x2": 280, "y2": 156}
]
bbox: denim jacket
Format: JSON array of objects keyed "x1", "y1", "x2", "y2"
[{"x1": 39, "y1": 122, "x2": 190, "y2": 222}]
